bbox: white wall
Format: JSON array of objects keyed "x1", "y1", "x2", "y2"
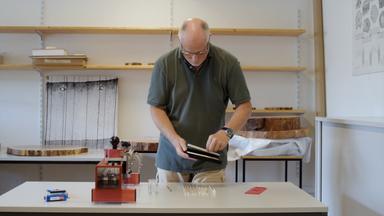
[
  {"x1": 0, "y1": 0, "x2": 315, "y2": 194},
  {"x1": 320, "y1": 0, "x2": 384, "y2": 215},
  {"x1": 317, "y1": 119, "x2": 384, "y2": 216},
  {"x1": 323, "y1": 0, "x2": 384, "y2": 117}
]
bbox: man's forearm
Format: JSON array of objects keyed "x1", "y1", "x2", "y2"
[
  {"x1": 225, "y1": 101, "x2": 252, "y2": 132},
  {"x1": 149, "y1": 106, "x2": 180, "y2": 143}
]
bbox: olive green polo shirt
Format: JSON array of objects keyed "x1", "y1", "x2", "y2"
[{"x1": 147, "y1": 44, "x2": 250, "y2": 173}]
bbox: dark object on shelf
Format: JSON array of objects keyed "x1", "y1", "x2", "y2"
[
  {"x1": 121, "y1": 141, "x2": 131, "y2": 148},
  {"x1": 108, "y1": 136, "x2": 158, "y2": 153},
  {"x1": 110, "y1": 136, "x2": 120, "y2": 149},
  {"x1": 124, "y1": 62, "x2": 142, "y2": 65},
  {"x1": 232, "y1": 106, "x2": 256, "y2": 110},
  {"x1": 264, "y1": 107, "x2": 293, "y2": 110}
]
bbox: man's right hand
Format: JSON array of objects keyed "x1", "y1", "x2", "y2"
[{"x1": 170, "y1": 136, "x2": 194, "y2": 160}]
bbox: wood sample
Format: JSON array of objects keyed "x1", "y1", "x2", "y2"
[
  {"x1": 244, "y1": 116, "x2": 301, "y2": 131},
  {"x1": 238, "y1": 128, "x2": 310, "y2": 139},
  {"x1": 7, "y1": 145, "x2": 88, "y2": 156}
]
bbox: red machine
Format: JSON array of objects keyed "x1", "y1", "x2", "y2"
[{"x1": 91, "y1": 137, "x2": 141, "y2": 203}]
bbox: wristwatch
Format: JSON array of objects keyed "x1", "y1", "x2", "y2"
[{"x1": 221, "y1": 127, "x2": 234, "y2": 139}]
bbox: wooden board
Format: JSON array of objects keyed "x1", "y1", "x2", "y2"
[{"x1": 7, "y1": 145, "x2": 88, "y2": 156}]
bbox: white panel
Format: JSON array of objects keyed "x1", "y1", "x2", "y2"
[
  {"x1": 43, "y1": 0, "x2": 170, "y2": 27},
  {"x1": 117, "y1": 72, "x2": 159, "y2": 140},
  {"x1": 244, "y1": 72, "x2": 298, "y2": 108},
  {"x1": 321, "y1": 122, "x2": 384, "y2": 216},
  {"x1": 173, "y1": 0, "x2": 302, "y2": 28},
  {"x1": 0, "y1": 71, "x2": 41, "y2": 146},
  {"x1": 323, "y1": 0, "x2": 384, "y2": 117},
  {"x1": 0, "y1": 0, "x2": 41, "y2": 25},
  {"x1": 211, "y1": 36, "x2": 298, "y2": 66},
  {"x1": 0, "y1": 34, "x2": 41, "y2": 64}
]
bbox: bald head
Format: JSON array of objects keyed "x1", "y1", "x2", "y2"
[
  {"x1": 178, "y1": 18, "x2": 211, "y2": 67},
  {"x1": 178, "y1": 18, "x2": 210, "y2": 45}
]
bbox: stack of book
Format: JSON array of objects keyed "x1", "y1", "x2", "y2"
[
  {"x1": 185, "y1": 144, "x2": 221, "y2": 163},
  {"x1": 31, "y1": 47, "x2": 87, "y2": 69}
]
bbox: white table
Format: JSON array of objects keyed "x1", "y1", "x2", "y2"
[{"x1": 0, "y1": 181, "x2": 327, "y2": 216}]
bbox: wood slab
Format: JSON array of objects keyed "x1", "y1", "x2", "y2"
[
  {"x1": 238, "y1": 128, "x2": 310, "y2": 139},
  {"x1": 244, "y1": 116, "x2": 301, "y2": 131},
  {"x1": 7, "y1": 145, "x2": 88, "y2": 156}
]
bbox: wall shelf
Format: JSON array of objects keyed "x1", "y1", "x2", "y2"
[
  {"x1": 0, "y1": 64, "x2": 306, "y2": 72},
  {"x1": 242, "y1": 66, "x2": 305, "y2": 72},
  {"x1": 0, "y1": 64, "x2": 33, "y2": 70},
  {"x1": 0, "y1": 26, "x2": 305, "y2": 36}
]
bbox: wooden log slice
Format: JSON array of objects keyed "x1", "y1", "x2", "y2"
[
  {"x1": 244, "y1": 116, "x2": 301, "y2": 131},
  {"x1": 238, "y1": 128, "x2": 310, "y2": 139},
  {"x1": 264, "y1": 116, "x2": 300, "y2": 131},
  {"x1": 7, "y1": 145, "x2": 88, "y2": 156}
]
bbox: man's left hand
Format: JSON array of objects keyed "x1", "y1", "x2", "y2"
[{"x1": 206, "y1": 130, "x2": 229, "y2": 152}]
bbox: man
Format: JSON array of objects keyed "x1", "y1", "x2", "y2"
[{"x1": 147, "y1": 18, "x2": 252, "y2": 183}]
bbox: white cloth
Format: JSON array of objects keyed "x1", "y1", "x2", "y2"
[{"x1": 227, "y1": 135, "x2": 312, "y2": 163}]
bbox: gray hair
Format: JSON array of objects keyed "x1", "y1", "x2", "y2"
[{"x1": 178, "y1": 18, "x2": 211, "y2": 43}]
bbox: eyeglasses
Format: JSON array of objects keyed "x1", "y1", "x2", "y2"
[{"x1": 180, "y1": 43, "x2": 210, "y2": 57}]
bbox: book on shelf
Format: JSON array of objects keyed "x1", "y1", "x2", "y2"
[
  {"x1": 31, "y1": 55, "x2": 88, "y2": 66},
  {"x1": 32, "y1": 48, "x2": 68, "y2": 56}
]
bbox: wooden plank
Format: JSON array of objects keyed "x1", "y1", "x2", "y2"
[
  {"x1": 85, "y1": 65, "x2": 153, "y2": 70},
  {"x1": 242, "y1": 66, "x2": 306, "y2": 72},
  {"x1": 209, "y1": 28, "x2": 305, "y2": 36},
  {"x1": 313, "y1": 0, "x2": 326, "y2": 117},
  {"x1": 0, "y1": 26, "x2": 305, "y2": 36},
  {"x1": 0, "y1": 64, "x2": 33, "y2": 70},
  {"x1": 0, "y1": 26, "x2": 174, "y2": 34},
  {"x1": 226, "y1": 108, "x2": 305, "y2": 114}
]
